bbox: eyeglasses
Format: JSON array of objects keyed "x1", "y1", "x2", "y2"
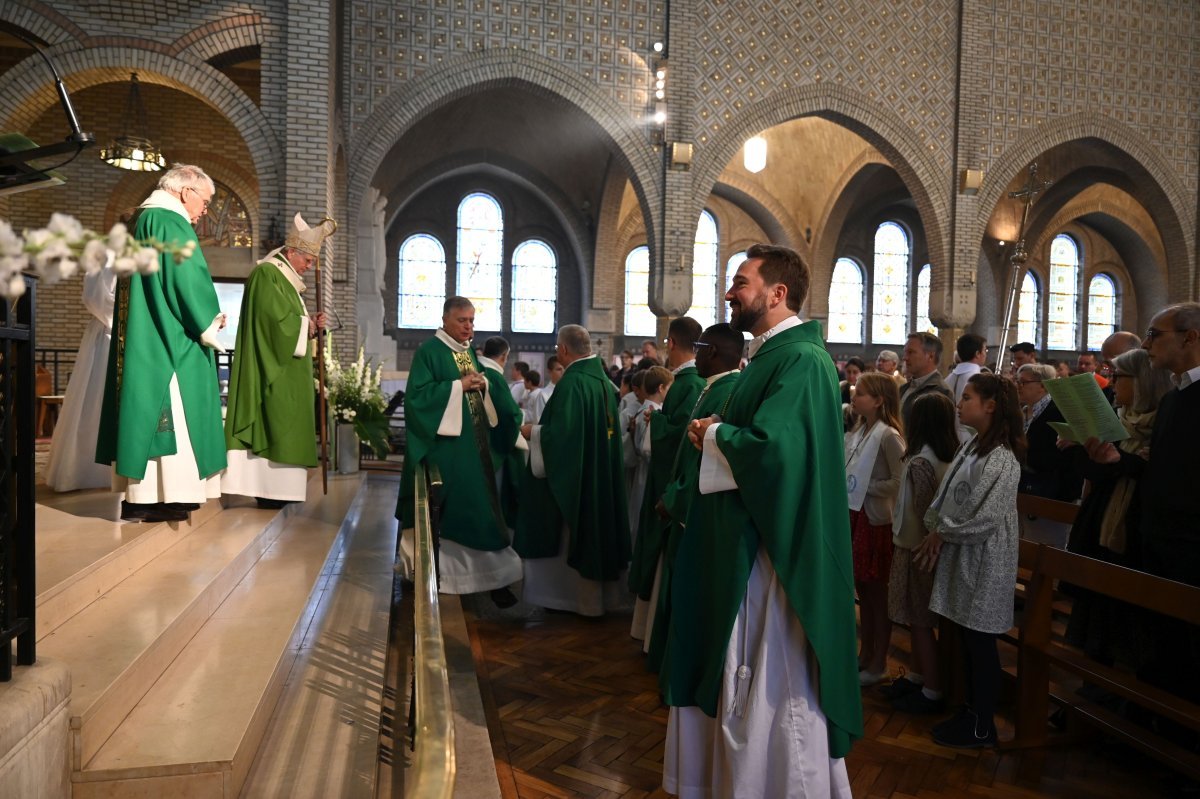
[
  {"x1": 187, "y1": 186, "x2": 211, "y2": 211},
  {"x1": 1111, "y1": 373, "x2": 1132, "y2": 381},
  {"x1": 1145, "y1": 327, "x2": 1182, "y2": 341},
  {"x1": 691, "y1": 341, "x2": 714, "y2": 354}
]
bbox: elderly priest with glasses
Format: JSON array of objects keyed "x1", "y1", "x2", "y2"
[{"x1": 223, "y1": 212, "x2": 335, "y2": 508}]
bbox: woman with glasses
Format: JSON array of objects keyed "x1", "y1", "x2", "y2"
[{"x1": 1015, "y1": 363, "x2": 1083, "y2": 501}]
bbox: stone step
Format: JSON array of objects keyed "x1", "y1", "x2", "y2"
[
  {"x1": 72, "y1": 474, "x2": 369, "y2": 799},
  {"x1": 39, "y1": 500, "x2": 298, "y2": 771},
  {"x1": 37, "y1": 496, "x2": 224, "y2": 640}
]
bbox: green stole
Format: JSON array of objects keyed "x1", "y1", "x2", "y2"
[
  {"x1": 659, "y1": 321, "x2": 863, "y2": 759},
  {"x1": 397, "y1": 334, "x2": 510, "y2": 551},
  {"x1": 96, "y1": 205, "x2": 225, "y2": 480},
  {"x1": 629, "y1": 365, "x2": 706, "y2": 599},
  {"x1": 647, "y1": 370, "x2": 741, "y2": 673},
  {"x1": 224, "y1": 258, "x2": 317, "y2": 466},
  {"x1": 513, "y1": 356, "x2": 631, "y2": 581}
]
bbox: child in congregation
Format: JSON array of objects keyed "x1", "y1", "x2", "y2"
[
  {"x1": 879, "y1": 392, "x2": 960, "y2": 713},
  {"x1": 628, "y1": 366, "x2": 672, "y2": 541},
  {"x1": 844, "y1": 372, "x2": 906, "y2": 687},
  {"x1": 915, "y1": 373, "x2": 1024, "y2": 748}
]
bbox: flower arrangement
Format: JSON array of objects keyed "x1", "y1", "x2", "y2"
[
  {"x1": 0, "y1": 213, "x2": 195, "y2": 299},
  {"x1": 322, "y1": 337, "x2": 390, "y2": 458}
]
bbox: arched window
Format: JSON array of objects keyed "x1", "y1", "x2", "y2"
[
  {"x1": 456, "y1": 192, "x2": 504, "y2": 330},
  {"x1": 687, "y1": 211, "x2": 719, "y2": 328},
  {"x1": 194, "y1": 181, "x2": 252, "y2": 247},
  {"x1": 511, "y1": 240, "x2": 557, "y2": 333},
  {"x1": 397, "y1": 234, "x2": 446, "y2": 329},
  {"x1": 827, "y1": 258, "x2": 865, "y2": 344},
  {"x1": 1017, "y1": 271, "x2": 1040, "y2": 348},
  {"x1": 1086, "y1": 273, "x2": 1118, "y2": 351},
  {"x1": 871, "y1": 221, "x2": 910, "y2": 344},
  {"x1": 724, "y1": 250, "x2": 748, "y2": 322},
  {"x1": 624, "y1": 246, "x2": 656, "y2": 336},
  {"x1": 915, "y1": 263, "x2": 937, "y2": 335},
  {"x1": 1047, "y1": 234, "x2": 1079, "y2": 350}
]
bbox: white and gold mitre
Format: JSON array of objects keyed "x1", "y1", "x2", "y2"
[{"x1": 285, "y1": 212, "x2": 337, "y2": 256}]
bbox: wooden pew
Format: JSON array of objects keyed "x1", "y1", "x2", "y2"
[{"x1": 1013, "y1": 540, "x2": 1200, "y2": 780}]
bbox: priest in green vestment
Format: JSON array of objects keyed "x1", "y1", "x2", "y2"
[
  {"x1": 477, "y1": 336, "x2": 528, "y2": 532},
  {"x1": 96, "y1": 164, "x2": 226, "y2": 524},
  {"x1": 646, "y1": 322, "x2": 743, "y2": 674},
  {"x1": 630, "y1": 316, "x2": 705, "y2": 645},
  {"x1": 662, "y1": 244, "x2": 861, "y2": 797},
  {"x1": 397, "y1": 297, "x2": 523, "y2": 598},
  {"x1": 514, "y1": 324, "x2": 632, "y2": 616},
  {"x1": 223, "y1": 213, "x2": 336, "y2": 508}
]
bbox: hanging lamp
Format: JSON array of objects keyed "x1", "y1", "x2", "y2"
[{"x1": 99, "y1": 73, "x2": 166, "y2": 172}]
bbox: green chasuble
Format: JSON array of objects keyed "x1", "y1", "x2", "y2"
[
  {"x1": 479, "y1": 358, "x2": 525, "y2": 529},
  {"x1": 660, "y1": 321, "x2": 863, "y2": 759},
  {"x1": 397, "y1": 334, "x2": 517, "y2": 551},
  {"x1": 629, "y1": 365, "x2": 705, "y2": 599},
  {"x1": 647, "y1": 370, "x2": 740, "y2": 673},
  {"x1": 513, "y1": 356, "x2": 631, "y2": 582},
  {"x1": 96, "y1": 205, "x2": 225, "y2": 480},
  {"x1": 224, "y1": 257, "x2": 317, "y2": 466}
]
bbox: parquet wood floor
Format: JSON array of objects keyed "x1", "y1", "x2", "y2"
[{"x1": 466, "y1": 608, "x2": 1181, "y2": 798}]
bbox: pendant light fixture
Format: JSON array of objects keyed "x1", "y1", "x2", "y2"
[{"x1": 99, "y1": 73, "x2": 166, "y2": 172}]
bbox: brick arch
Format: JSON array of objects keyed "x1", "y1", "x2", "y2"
[
  {"x1": 0, "y1": 44, "x2": 282, "y2": 220},
  {"x1": 973, "y1": 113, "x2": 1194, "y2": 302},
  {"x1": 689, "y1": 83, "x2": 949, "y2": 283},
  {"x1": 347, "y1": 49, "x2": 663, "y2": 281},
  {"x1": 0, "y1": 2, "x2": 87, "y2": 45},
  {"x1": 709, "y1": 174, "x2": 807, "y2": 256},
  {"x1": 379, "y1": 149, "x2": 593, "y2": 311},
  {"x1": 170, "y1": 14, "x2": 262, "y2": 60}
]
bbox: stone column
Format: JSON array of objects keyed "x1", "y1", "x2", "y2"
[{"x1": 356, "y1": 188, "x2": 393, "y2": 369}]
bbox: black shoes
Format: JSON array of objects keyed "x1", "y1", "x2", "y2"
[
  {"x1": 878, "y1": 676, "x2": 923, "y2": 701},
  {"x1": 121, "y1": 501, "x2": 189, "y2": 523},
  {"x1": 490, "y1": 587, "x2": 519, "y2": 609},
  {"x1": 932, "y1": 707, "x2": 997, "y2": 748},
  {"x1": 892, "y1": 689, "x2": 946, "y2": 715},
  {"x1": 255, "y1": 497, "x2": 295, "y2": 510}
]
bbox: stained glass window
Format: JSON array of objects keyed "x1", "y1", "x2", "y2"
[
  {"x1": 1086, "y1": 273, "x2": 1118, "y2": 352},
  {"x1": 915, "y1": 263, "x2": 937, "y2": 335},
  {"x1": 624, "y1": 246, "x2": 656, "y2": 336},
  {"x1": 456, "y1": 192, "x2": 504, "y2": 330},
  {"x1": 724, "y1": 250, "x2": 747, "y2": 322},
  {"x1": 397, "y1": 234, "x2": 446, "y2": 329},
  {"x1": 1017, "y1": 271, "x2": 1040, "y2": 347},
  {"x1": 1047, "y1": 234, "x2": 1079, "y2": 350},
  {"x1": 827, "y1": 258, "x2": 865, "y2": 343},
  {"x1": 511, "y1": 239, "x2": 557, "y2": 333},
  {"x1": 686, "y1": 211, "x2": 719, "y2": 328},
  {"x1": 194, "y1": 181, "x2": 252, "y2": 248},
  {"x1": 871, "y1": 221, "x2": 910, "y2": 344}
]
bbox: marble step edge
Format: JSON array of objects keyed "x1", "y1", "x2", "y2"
[
  {"x1": 36, "y1": 501, "x2": 225, "y2": 641},
  {"x1": 68, "y1": 501, "x2": 306, "y2": 772},
  {"x1": 72, "y1": 476, "x2": 371, "y2": 794}
]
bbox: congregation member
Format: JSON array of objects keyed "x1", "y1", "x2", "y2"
[
  {"x1": 96, "y1": 164, "x2": 226, "y2": 524},
  {"x1": 515, "y1": 324, "x2": 631, "y2": 616},
  {"x1": 508, "y1": 359, "x2": 529, "y2": 406},
  {"x1": 1016, "y1": 363, "x2": 1081, "y2": 501},
  {"x1": 641, "y1": 338, "x2": 662, "y2": 365},
  {"x1": 844, "y1": 372, "x2": 905, "y2": 687},
  {"x1": 628, "y1": 366, "x2": 672, "y2": 546},
  {"x1": 478, "y1": 336, "x2": 529, "y2": 533},
  {"x1": 944, "y1": 333, "x2": 987, "y2": 404},
  {"x1": 1064, "y1": 348, "x2": 1172, "y2": 663},
  {"x1": 630, "y1": 317, "x2": 705, "y2": 646},
  {"x1": 223, "y1": 212, "x2": 334, "y2": 508},
  {"x1": 529, "y1": 354, "x2": 563, "y2": 421},
  {"x1": 46, "y1": 264, "x2": 116, "y2": 491},
  {"x1": 1009, "y1": 341, "x2": 1038, "y2": 372},
  {"x1": 876, "y1": 349, "x2": 905, "y2": 385},
  {"x1": 915, "y1": 373, "x2": 1024, "y2": 748},
  {"x1": 839, "y1": 356, "x2": 865, "y2": 431},
  {"x1": 648, "y1": 322, "x2": 743, "y2": 673},
  {"x1": 519, "y1": 369, "x2": 541, "y2": 422},
  {"x1": 1054, "y1": 360, "x2": 1075, "y2": 378},
  {"x1": 1101, "y1": 330, "x2": 1143, "y2": 367},
  {"x1": 1086, "y1": 303, "x2": 1200, "y2": 701},
  {"x1": 899, "y1": 331, "x2": 951, "y2": 432},
  {"x1": 662, "y1": 244, "x2": 861, "y2": 796},
  {"x1": 397, "y1": 297, "x2": 523, "y2": 602},
  {"x1": 881, "y1": 392, "x2": 958, "y2": 714}
]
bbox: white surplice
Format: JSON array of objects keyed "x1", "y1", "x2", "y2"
[{"x1": 45, "y1": 266, "x2": 117, "y2": 492}]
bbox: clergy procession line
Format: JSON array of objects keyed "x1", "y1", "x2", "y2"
[{"x1": 398, "y1": 241, "x2": 1033, "y2": 798}]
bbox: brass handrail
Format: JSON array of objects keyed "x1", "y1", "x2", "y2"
[{"x1": 410, "y1": 463, "x2": 455, "y2": 797}]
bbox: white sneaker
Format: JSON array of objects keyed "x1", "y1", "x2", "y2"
[{"x1": 858, "y1": 669, "x2": 890, "y2": 687}]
